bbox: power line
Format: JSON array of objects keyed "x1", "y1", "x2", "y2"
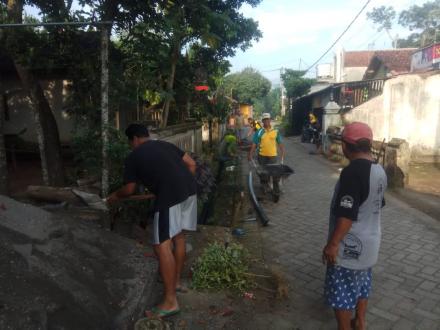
[
  {"x1": 353, "y1": 30, "x2": 385, "y2": 49},
  {"x1": 0, "y1": 21, "x2": 112, "y2": 28},
  {"x1": 261, "y1": 67, "x2": 282, "y2": 73},
  {"x1": 260, "y1": 59, "x2": 299, "y2": 71},
  {"x1": 259, "y1": 56, "x2": 312, "y2": 73},
  {"x1": 304, "y1": 0, "x2": 372, "y2": 74}
]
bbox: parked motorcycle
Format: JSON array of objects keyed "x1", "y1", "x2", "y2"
[{"x1": 301, "y1": 123, "x2": 320, "y2": 144}]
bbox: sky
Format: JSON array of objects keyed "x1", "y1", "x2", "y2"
[{"x1": 229, "y1": 0, "x2": 429, "y2": 86}]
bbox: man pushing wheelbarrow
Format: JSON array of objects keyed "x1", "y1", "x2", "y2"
[{"x1": 248, "y1": 113, "x2": 293, "y2": 202}]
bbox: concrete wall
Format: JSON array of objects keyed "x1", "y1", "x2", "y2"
[
  {"x1": 345, "y1": 73, "x2": 440, "y2": 162},
  {"x1": 343, "y1": 67, "x2": 367, "y2": 82},
  {"x1": 3, "y1": 78, "x2": 74, "y2": 144}
]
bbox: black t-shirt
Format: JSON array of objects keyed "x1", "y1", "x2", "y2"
[{"x1": 123, "y1": 140, "x2": 196, "y2": 210}]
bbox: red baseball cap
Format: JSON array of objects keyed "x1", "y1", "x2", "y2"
[{"x1": 342, "y1": 122, "x2": 373, "y2": 144}]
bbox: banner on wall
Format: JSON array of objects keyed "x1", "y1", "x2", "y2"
[{"x1": 411, "y1": 43, "x2": 440, "y2": 71}]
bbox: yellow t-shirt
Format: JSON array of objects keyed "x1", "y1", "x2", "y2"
[{"x1": 254, "y1": 128, "x2": 282, "y2": 157}]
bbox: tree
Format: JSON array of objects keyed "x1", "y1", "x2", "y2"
[
  {"x1": 223, "y1": 67, "x2": 271, "y2": 104},
  {"x1": 253, "y1": 87, "x2": 281, "y2": 118},
  {"x1": 399, "y1": 0, "x2": 440, "y2": 47},
  {"x1": 367, "y1": 1, "x2": 440, "y2": 48},
  {"x1": 81, "y1": 0, "x2": 262, "y2": 127},
  {"x1": 1, "y1": 0, "x2": 65, "y2": 186},
  {"x1": 366, "y1": 6, "x2": 399, "y2": 48},
  {"x1": 149, "y1": 0, "x2": 262, "y2": 127},
  {"x1": 281, "y1": 70, "x2": 315, "y2": 99},
  {"x1": 268, "y1": 87, "x2": 281, "y2": 117}
]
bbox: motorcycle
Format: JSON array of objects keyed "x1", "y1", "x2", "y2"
[{"x1": 301, "y1": 123, "x2": 320, "y2": 144}]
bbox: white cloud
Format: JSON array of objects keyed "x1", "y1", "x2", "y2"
[{"x1": 246, "y1": 7, "x2": 358, "y2": 53}]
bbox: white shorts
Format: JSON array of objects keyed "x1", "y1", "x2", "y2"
[{"x1": 151, "y1": 194, "x2": 197, "y2": 245}]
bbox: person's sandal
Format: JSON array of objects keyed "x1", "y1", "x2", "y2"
[
  {"x1": 145, "y1": 306, "x2": 180, "y2": 319},
  {"x1": 176, "y1": 286, "x2": 189, "y2": 293}
]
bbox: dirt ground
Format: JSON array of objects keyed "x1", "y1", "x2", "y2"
[
  {"x1": 134, "y1": 222, "x2": 289, "y2": 330},
  {"x1": 407, "y1": 163, "x2": 440, "y2": 196},
  {"x1": 389, "y1": 163, "x2": 440, "y2": 221}
]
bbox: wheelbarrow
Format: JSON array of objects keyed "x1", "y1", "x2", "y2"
[{"x1": 250, "y1": 160, "x2": 294, "y2": 203}]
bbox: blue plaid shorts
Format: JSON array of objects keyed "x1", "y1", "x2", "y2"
[{"x1": 324, "y1": 265, "x2": 372, "y2": 310}]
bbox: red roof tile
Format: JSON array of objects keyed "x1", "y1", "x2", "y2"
[
  {"x1": 344, "y1": 49, "x2": 417, "y2": 71},
  {"x1": 344, "y1": 51, "x2": 376, "y2": 67},
  {"x1": 372, "y1": 48, "x2": 417, "y2": 73}
]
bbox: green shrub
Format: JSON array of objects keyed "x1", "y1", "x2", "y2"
[
  {"x1": 191, "y1": 242, "x2": 252, "y2": 292},
  {"x1": 72, "y1": 127, "x2": 130, "y2": 193},
  {"x1": 279, "y1": 115, "x2": 293, "y2": 136}
]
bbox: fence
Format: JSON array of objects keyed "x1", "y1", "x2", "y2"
[
  {"x1": 338, "y1": 79, "x2": 386, "y2": 110},
  {"x1": 162, "y1": 127, "x2": 203, "y2": 155},
  {"x1": 132, "y1": 117, "x2": 227, "y2": 155},
  {"x1": 154, "y1": 122, "x2": 203, "y2": 155}
]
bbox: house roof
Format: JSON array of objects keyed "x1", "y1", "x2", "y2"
[
  {"x1": 306, "y1": 83, "x2": 332, "y2": 96},
  {"x1": 344, "y1": 51, "x2": 376, "y2": 67},
  {"x1": 344, "y1": 48, "x2": 417, "y2": 70},
  {"x1": 363, "y1": 48, "x2": 417, "y2": 79},
  {"x1": 371, "y1": 49, "x2": 417, "y2": 73}
]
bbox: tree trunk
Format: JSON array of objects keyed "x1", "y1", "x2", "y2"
[
  {"x1": 26, "y1": 185, "x2": 81, "y2": 204},
  {"x1": 6, "y1": 0, "x2": 65, "y2": 186},
  {"x1": 14, "y1": 65, "x2": 65, "y2": 186},
  {"x1": 161, "y1": 38, "x2": 181, "y2": 128},
  {"x1": 0, "y1": 92, "x2": 8, "y2": 195}
]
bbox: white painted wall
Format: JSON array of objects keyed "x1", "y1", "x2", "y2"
[
  {"x1": 343, "y1": 67, "x2": 368, "y2": 82},
  {"x1": 345, "y1": 73, "x2": 440, "y2": 162},
  {"x1": 3, "y1": 79, "x2": 74, "y2": 144}
]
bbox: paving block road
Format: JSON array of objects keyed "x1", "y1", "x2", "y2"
[{"x1": 255, "y1": 137, "x2": 440, "y2": 330}]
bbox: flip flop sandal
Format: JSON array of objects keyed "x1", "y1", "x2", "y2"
[
  {"x1": 176, "y1": 286, "x2": 189, "y2": 293},
  {"x1": 145, "y1": 306, "x2": 181, "y2": 319}
]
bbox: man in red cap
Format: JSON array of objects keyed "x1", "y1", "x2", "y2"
[{"x1": 322, "y1": 122, "x2": 387, "y2": 330}]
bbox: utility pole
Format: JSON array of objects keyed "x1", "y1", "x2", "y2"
[
  {"x1": 280, "y1": 67, "x2": 286, "y2": 117},
  {"x1": 101, "y1": 25, "x2": 109, "y2": 197},
  {"x1": 0, "y1": 83, "x2": 7, "y2": 195}
]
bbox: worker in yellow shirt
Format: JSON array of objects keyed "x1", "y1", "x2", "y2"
[
  {"x1": 248, "y1": 113, "x2": 285, "y2": 195},
  {"x1": 246, "y1": 117, "x2": 262, "y2": 139},
  {"x1": 309, "y1": 112, "x2": 317, "y2": 125}
]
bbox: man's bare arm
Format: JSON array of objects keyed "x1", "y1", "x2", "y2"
[
  {"x1": 182, "y1": 153, "x2": 196, "y2": 175},
  {"x1": 107, "y1": 182, "x2": 137, "y2": 203},
  {"x1": 278, "y1": 143, "x2": 285, "y2": 162},
  {"x1": 322, "y1": 217, "x2": 352, "y2": 265}
]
